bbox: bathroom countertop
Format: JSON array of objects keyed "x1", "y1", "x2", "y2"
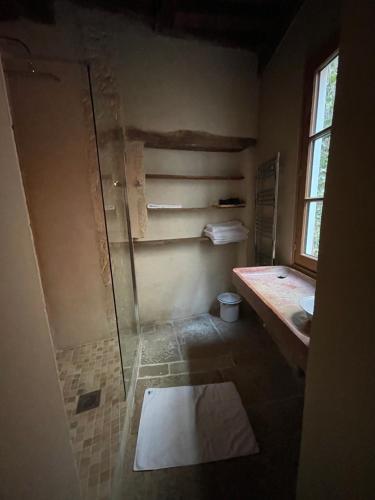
[{"x1": 233, "y1": 266, "x2": 316, "y2": 371}]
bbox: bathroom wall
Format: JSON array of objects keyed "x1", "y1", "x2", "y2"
[
  {"x1": 256, "y1": 0, "x2": 342, "y2": 264},
  {"x1": 0, "y1": 3, "x2": 259, "y2": 324},
  {"x1": 298, "y1": 1, "x2": 375, "y2": 497},
  {"x1": 4, "y1": 57, "x2": 116, "y2": 348},
  {"x1": 108, "y1": 20, "x2": 259, "y2": 322},
  {"x1": 0, "y1": 60, "x2": 80, "y2": 500},
  {"x1": 134, "y1": 147, "x2": 255, "y2": 322}
]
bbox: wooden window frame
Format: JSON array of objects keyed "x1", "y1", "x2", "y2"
[{"x1": 294, "y1": 40, "x2": 339, "y2": 274}]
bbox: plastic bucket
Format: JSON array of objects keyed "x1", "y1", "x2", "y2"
[{"x1": 217, "y1": 292, "x2": 242, "y2": 322}]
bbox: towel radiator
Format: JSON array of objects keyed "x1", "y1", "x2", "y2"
[{"x1": 255, "y1": 153, "x2": 280, "y2": 265}]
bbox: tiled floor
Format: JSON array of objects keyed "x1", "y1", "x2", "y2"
[
  {"x1": 56, "y1": 337, "x2": 127, "y2": 500},
  {"x1": 118, "y1": 312, "x2": 305, "y2": 500}
]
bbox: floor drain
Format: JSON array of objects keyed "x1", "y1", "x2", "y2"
[{"x1": 76, "y1": 390, "x2": 101, "y2": 414}]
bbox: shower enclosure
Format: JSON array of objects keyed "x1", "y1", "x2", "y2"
[
  {"x1": 3, "y1": 52, "x2": 140, "y2": 497},
  {"x1": 88, "y1": 66, "x2": 141, "y2": 393},
  {"x1": 3, "y1": 53, "x2": 140, "y2": 396}
]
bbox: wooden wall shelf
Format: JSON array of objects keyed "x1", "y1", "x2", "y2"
[
  {"x1": 146, "y1": 174, "x2": 244, "y2": 180},
  {"x1": 147, "y1": 205, "x2": 246, "y2": 211},
  {"x1": 126, "y1": 127, "x2": 256, "y2": 152},
  {"x1": 213, "y1": 203, "x2": 246, "y2": 208},
  {"x1": 135, "y1": 236, "x2": 209, "y2": 245},
  {"x1": 134, "y1": 237, "x2": 242, "y2": 246},
  {"x1": 110, "y1": 237, "x2": 244, "y2": 246}
]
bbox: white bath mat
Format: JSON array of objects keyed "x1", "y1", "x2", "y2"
[{"x1": 134, "y1": 382, "x2": 259, "y2": 471}]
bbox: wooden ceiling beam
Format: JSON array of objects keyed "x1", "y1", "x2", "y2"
[
  {"x1": 173, "y1": 0, "x2": 282, "y2": 19},
  {"x1": 154, "y1": 0, "x2": 176, "y2": 32},
  {"x1": 0, "y1": 0, "x2": 304, "y2": 69}
]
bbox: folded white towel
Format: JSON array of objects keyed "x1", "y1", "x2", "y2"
[
  {"x1": 204, "y1": 230, "x2": 248, "y2": 241},
  {"x1": 205, "y1": 220, "x2": 242, "y2": 233},
  {"x1": 205, "y1": 227, "x2": 248, "y2": 237},
  {"x1": 204, "y1": 233, "x2": 248, "y2": 245},
  {"x1": 204, "y1": 221, "x2": 249, "y2": 245},
  {"x1": 147, "y1": 203, "x2": 183, "y2": 209}
]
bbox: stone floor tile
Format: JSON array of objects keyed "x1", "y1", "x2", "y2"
[
  {"x1": 139, "y1": 364, "x2": 169, "y2": 377},
  {"x1": 141, "y1": 338, "x2": 181, "y2": 364},
  {"x1": 119, "y1": 313, "x2": 305, "y2": 500},
  {"x1": 169, "y1": 353, "x2": 234, "y2": 374}
]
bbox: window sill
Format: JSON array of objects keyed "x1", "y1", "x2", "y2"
[{"x1": 292, "y1": 262, "x2": 317, "y2": 279}]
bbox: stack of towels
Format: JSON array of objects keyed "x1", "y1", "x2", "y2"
[{"x1": 203, "y1": 220, "x2": 249, "y2": 245}]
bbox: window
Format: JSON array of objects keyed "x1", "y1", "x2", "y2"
[{"x1": 294, "y1": 49, "x2": 339, "y2": 273}]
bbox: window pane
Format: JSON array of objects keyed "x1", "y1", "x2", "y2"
[
  {"x1": 307, "y1": 133, "x2": 330, "y2": 197},
  {"x1": 304, "y1": 201, "x2": 323, "y2": 258},
  {"x1": 313, "y1": 55, "x2": 339, "y2": 134}
]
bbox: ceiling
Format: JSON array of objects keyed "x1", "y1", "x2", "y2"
[{"x1": 0, "y1": 0, "x2": 304, "y2": 68}]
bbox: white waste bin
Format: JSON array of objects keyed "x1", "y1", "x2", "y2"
[{"x1": 217, "y1": 292, "x2": 242, "y2": 322}]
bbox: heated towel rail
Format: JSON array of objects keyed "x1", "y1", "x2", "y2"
[{"x1": 255, "y1": 153, "x2": 280, "y2": 265}]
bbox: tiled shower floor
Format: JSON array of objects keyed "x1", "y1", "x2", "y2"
[
  {"x1": 118, "y1": 313, "x2": 305, "y2": 500},
  {"x1": 56, "y1": 337, "x2": 126, "y2": 500}
]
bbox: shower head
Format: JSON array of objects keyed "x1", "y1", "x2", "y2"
[
  {"x1": 0, "y1": 35, "x2": 32, "y2": 57},
  {"x1": 0, "y1": 35, "x2": 60, "y2": 82}
]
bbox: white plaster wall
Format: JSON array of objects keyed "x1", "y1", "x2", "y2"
[
  {"x1": 111, "y1": 21, "x2": 258, "y2": 136},
  {"x1": 134, "y1": 147, "x2": 255, "y2": 321},
  {"x1": 297, "y1": 1, "x2": 375, "y2": 496},
  {"x1": 0, "y1": 60, "x2": 80, "y2": 500},
  {"x1": 4, "y1": 58, "x2": 115, "y2": 348},
  {"x1": 109, "y1": 21, "x2": 259, "y2": 322},
  {"x1": 256, "y1": 0, "x2": 342, "y2": 264}
]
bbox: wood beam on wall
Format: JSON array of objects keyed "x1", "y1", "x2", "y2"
[{"x1": 125, "y1": 127, "x2": 256, "y2": 152}]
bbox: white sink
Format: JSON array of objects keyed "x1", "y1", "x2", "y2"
[{"x1": 300, "y1": 295, "x2": 315, "y2": 320}]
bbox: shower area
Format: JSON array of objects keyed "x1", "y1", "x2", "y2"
[{"x1": 3, "y1": 51, "x2": 139, "y2": 499}]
